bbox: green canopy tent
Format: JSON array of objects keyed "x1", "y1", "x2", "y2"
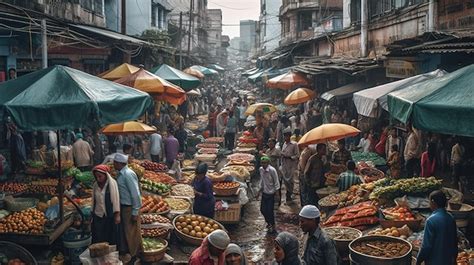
[
  {"x1": 388, "y1": 64, "x2": 474, "y2": 137},
  {"x1": 153, "y1": 64, "x2": 201, "y2": 91},
  {"x1": 247, "y1": 67, "x2": 283, "y2": 83},
  {"x1": 0, "y1": 65, "x2": 153, "y2": 222},
  {"x1": 190, "y1": 65, "x2": 218, "y2": 75}
]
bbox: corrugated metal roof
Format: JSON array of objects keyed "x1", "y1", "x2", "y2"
[{"x1": 294, "y1": 57, "x2": 381, "y2": 76}]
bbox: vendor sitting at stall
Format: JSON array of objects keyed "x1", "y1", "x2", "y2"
[
  {"x1": 189, "y1": 229, "x2": 231, "y2": 265},
  {"x1": 192, "y1": 163, "x2": 216, "y2": 218},
  {"x1": 332, "y1": 139, "x2": 352, "y2": 166},
  {"x1": 336, "y1": 160, "x2": 362, "y2": 192},
  {"x1": 91, "y1": 165, "x2": 120, "y2": 245}
]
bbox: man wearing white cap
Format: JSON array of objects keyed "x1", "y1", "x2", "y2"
[
  {"x1": 299, "y1": 205, "x2": 338, "y2": 265},
  {"x1": 113, "y1": 153, "x2": 142, "y2": 263},
  {"x1": 189, "y1": 229, "x2": 231, "y2": 265}
]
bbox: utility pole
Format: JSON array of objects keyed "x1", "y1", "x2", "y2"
[
  {"x1": 121, "y1": 0, "x2": 131, "y2": 63},
  {"x1": 187, "y1": 0, "x2": 193, "y2": 57},
  {"x1": 41, "y1": 19, "x2": 48, "y2": 69},
  {"x1": 178, "y1": 12, "x2": 183, "y2": 69}
]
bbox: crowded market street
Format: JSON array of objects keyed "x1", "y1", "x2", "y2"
[{"x1": 0, "y1": 1, "x2": 474, "y2": 265}]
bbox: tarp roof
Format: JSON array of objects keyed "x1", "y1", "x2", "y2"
[
  {"x1": 353, "y1": 69, "x2": 446, "y2": 117},
  {"x1": 388, "y1": 64, "x2": 474, "y2": 137},
  {"x1": 321, "y1": 82, "x2": 371, "y2": 101}
]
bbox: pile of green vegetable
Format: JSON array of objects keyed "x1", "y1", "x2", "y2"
[
  {"x1": 370, "y1": 177, "x2": 442, "y2": 200},
  {"x1": 351, "y1": 151, "x2": 386, "y2": 166}
]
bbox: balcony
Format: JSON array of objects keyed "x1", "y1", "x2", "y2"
[
  {"x1": 280, "y1": 0, "x2": 342, "y2": 16},
  {"x1": 280, "y1": 30, "x2": 315, "y2": 46}
]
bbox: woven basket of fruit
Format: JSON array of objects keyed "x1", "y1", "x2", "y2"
[
  {"x1": 213, "y1": 181, "x2": 240, "y2": 196},
  {"x1": 173, "y1": 214, "x2": 225, "y2": 246},
  {"x1": 141, "y1": 238, "x2": 168, "y2": 262}
]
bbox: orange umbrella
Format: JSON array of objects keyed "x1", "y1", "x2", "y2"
[
  {"x1": 284, "y1": 88, "x2": 316, "y2": 105},
  {"x1": 102, "y1": 121, "x2": 156, "y2": 135},
  {"x1": 266, "y1": 71, "x2": 310, "y2": 90},
  {"x1": 298, "y1": 123, "x2": 360, "y2": 146},
  {"x1": 184, "y1": 68, "x2": 204, "y2": 78},
  {"x1": 99, "y1": 63, "x2": 140, "y2": 80},
  {"x1": 115, "y1": 68, "x2": 186, "y2": 105}
]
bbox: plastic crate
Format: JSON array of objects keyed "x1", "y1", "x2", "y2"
[{"x1": 215, "y1": 203, "x2": 241, "y2": 224}]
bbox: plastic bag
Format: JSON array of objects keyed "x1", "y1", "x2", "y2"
[{"x1": 79, "y1": 245, "x2": 121, "y2": 265}]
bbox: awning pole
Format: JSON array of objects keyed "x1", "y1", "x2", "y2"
[{"x1": 57, "y1": 130, "x2": 64, "y2": 223}]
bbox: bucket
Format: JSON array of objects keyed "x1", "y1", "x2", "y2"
[{"x1": 62, "y1": 229, "x2": 91, "y2": 265}]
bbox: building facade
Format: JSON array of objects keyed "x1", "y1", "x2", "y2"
[
  {"x1": 207, "y1": 9, "x2": 223, "y2": 63},
  {"x1": 259, "y1": 0, "x2": 282, "y2": 54},
  {"x1": 240, "y1": 20, "x2": 258, "y2": 59},
  {"x1": 124, "y1": 0, "x2": 171, "y2": 36}
]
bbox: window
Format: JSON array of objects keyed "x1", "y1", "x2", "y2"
[
  {"x1": 81, "y1": 0, "x2": 103, "y2": 14},
  {"x1": 350, "y1": 0, "x2": 361, "y2": 23},
  {"x1": 151, "y1": 3, "x2": 158, "y2": 27},
  {"x1": 298, "y1": 11, "x2": 313, "y2": 31}
]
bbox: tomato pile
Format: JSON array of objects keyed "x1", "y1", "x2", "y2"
[
  {"x1": 213, "y1": 181, "x2": 239, "y2": 190},
  {"x1": 140, "y1": 160, "x2": 168, "y2": 172},
  {"x1": 0, "y1": 208, "x2": 46, "y2": 234}
]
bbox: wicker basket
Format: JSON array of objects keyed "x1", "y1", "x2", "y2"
[
  {"x1": 172, "y1": 214, "x2": 225, "y2": 246},
  {"x1": 213, "y1": 185, "x2": 239, "y2": 196},
  {"x1": 141, "y1": 239, "x2": 168, "y2": 262},
  {"x1": 5, "y1": 197, "x2": 39, "y2": 212},
  {"x1": 214, "y1": 203, "x2": 241, "y2": 224}
]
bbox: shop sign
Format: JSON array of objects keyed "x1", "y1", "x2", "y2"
[{"x1": 385, "y1": 59, "x2": 421, "y2": 78}]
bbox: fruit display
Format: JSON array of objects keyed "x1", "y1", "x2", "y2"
[
  {"x1": 319, "y1": 193, "x2": 343, "y2": 208},
  {"x1": 180, "y1": 171, "x2": 195, "y2": 184},
  {"x1": 141, "y1": 179, "x2": 171, "y2": 195},
  {"x1": 142, "y1": 238, "x2": 167, "y2": 252},
  {"x1": 367, "y1": 225, "x2": 413, "y2": 239},
  {"x1": 194, "y1": 153, "x2": 217, "y2": 162},
  {"x1": 213, "y1": 181, "x2": 240, "y2": 190},
  {"x1": 457, "y1": 250, "x2": 474, "y2": 265},
  {"x1": 174, "y1": 214, "x2": 223, "y2": 239},
  {"x1": 30, "y1": 178, "x2": 58, "y2": 186},
  {"x1": 227, "y1": 153, "x2": 254, "y2": 162},
  {"x1": 370, "y1": 177, "x2": 442, "y2": 200},
  {"x1": 143, "y1": 171, "x2": 177, "y2": 185},
  {"x1": 196, "y1": 143, "x2": 220, "y2": 149},
  {"x1": 351, "y1": 238, "x2": 411, "y2": 258},
  {"x1": 0, "y1": 208, "x2": 46, "y2": 234},
  {"x1": 163, "y1": 198, "x2": 191, "y2": 212},
  {"x1": 204, "y1": 137, "x2": 224, "y2": 144},
  {"x1": 28, "y1": 185, "x2": 57, "y2": 195},
  {"x1": 0, "y1": 183, "x2": 28, "y2": 194},
  {"x1": 141, "y1": 227, "x2": 170, "y2": 238},
  {"x1": 324, "y1": 226, "x2": 362, "y2": 241},
  {"x1": 238, "y1": 136, "x2": 258, "y2": 144},
  {"x1": 324, "y1": 173, "x2": 338, "y2": 186},
  {"x1": 234, "y1": 147, "x2": 256, "y2": 153},
  {"x1": 359, "y1": 167, "x2": 385, "y2": 183},
  {"x1": 141, "y1": 214, "x2": 171, "y2": 225},
  {"x1": 140, "y1": 160, "x2": 168, "y2": 172},
  {"x1": 129, "y1": 162, "x2": 145, "y2": 179},
  {"x1": 225, "y1": 159, "x2": 253, "y2": 167},
  {"x1": 337, "y1": 184, "x2": 372, "y2": 208},
  {"x1": 198, "y1": 148, "x2": 219, "y2": 154},
  {"x1": 381, "y1": 206, "x2": 415, "y2": 221},
  {"x1": 207, "y1": 171, "x2": 229, "y2": 182},
  {"x1": 171, "y1": 184, "x2": 194, "y2": 197},
  {"x1": 220, "y1": 166, "x2": 250, "y2": 180},
  {"x1": 140, "y1": 195, "x2": 170, "y2": 214},
  {"x1": 323, "y1": 202, "x2": 379, "y2": 228},
  {"x1": 237, "y1": 142, "x2": 257, "y2": 148},
  {"x1": 182, "y1": 160, "x2": 196, "y2": 169}
]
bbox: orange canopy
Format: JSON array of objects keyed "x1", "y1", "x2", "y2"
[
  {"x1": 266, "y1": 71, "x2": 310, "y2": 90},
  {"x1": 115, "y1": 68, "x2": 186, "y2": 105},
  {"x1": 284, "y1": 88, "x2": 316, "y2": 105},
  {"x1": 184, "y1": 68, "x2": 204, "y2": 78},
  {"x1": 298, "y1": 123, "x2": 360, "y2": 146},
  {"x1": 99, "y1": 63, "x2": 140, "y2": 80}
]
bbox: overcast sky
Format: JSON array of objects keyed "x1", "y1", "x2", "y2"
[{"x1": 208, "y1": 0, "x2": 260, "y2": 39}]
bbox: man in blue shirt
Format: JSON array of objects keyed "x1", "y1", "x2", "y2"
[
  {"x1": 114, "y1": 153, "x2": 142, "y2": 263},
  {"x1": 416, "y1": 190, "x2": 457, "y2": 265}
]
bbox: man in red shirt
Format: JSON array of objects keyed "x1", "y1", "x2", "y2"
[{"x1": 189, "y1": 230, "x2": 230, "y2": 265}]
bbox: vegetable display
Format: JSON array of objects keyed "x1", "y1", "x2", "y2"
[
  {"x1": 0, "y1": 183, "x2": 28, "y2": 194},
  {"x1": 213, "y1": 181, "x2": 240, "y2": 190},
  {"x1": 140, "y1": 160, "x2": 168, "y2": 172},
  {"x1": 141, "y1": 228, "x2": 170, "y2": 238},
  {"x1": 141, "y1": 214, "x2": 170, "y2": 225},
  {"x1": 143, "y1": 171, "x2": 177, "y2": 185},
  {"x1": 381, "y1": 206, "x2": 415, "y2": 221},
  {"x1": 323, "y1": 202, "x2": 379, "y2": 228},
  {"x1": 140, "y1": 180, "x2": 171, "y2": 195},
  {"x1": 163, "y1": 198, "x2": 190, "y2": 211},
  {"x1": 140, "y1": 196, "x2": 170, "y2": 214},
  {"x1": 142, "y1": 238, "x2": 167, "y2": 252},
  {"x1": 351, "y1": 151, "x2": 386, "y2": 166},
  {"x1": 370, "y1": 177, "x2": 442, "y2": 200},
  {"x1": 368, "y1": 225, "x2": 413, "y2": 239},
  {"x1": 351, "y1": 239, "x2": 411, "y2": 258},
  {"x1": 171, "y1": 184, "x2": 194, "y2": 197},
  {"x1": 174, "y1": 214, "x2": 221, "y2": 239},
  {"x1": 129, "y1": 163, "x2": 145, "y2": 179},
  {"x1": 324, "y1": 227, "x2": 362, "y2": 241}
]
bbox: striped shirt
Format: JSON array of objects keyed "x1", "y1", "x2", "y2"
[{"x1": 336, "y1": 170, "x2": 362, "y2": 192}]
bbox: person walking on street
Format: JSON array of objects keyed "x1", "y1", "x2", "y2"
[
  {"x1": 299, "y1": 205, "x2": 338, "y2": 265},
  {"x1": 257, "y1": 156, "x2": 280, "y2": 234},
  {"x1": 149, "y1": 129, "x2": 164, "y2": 163},
  {"x1": 114, "y1": 154, "x2": 142, "y2": 264},
  {"x1": 404, "y1": 125, "x2": 421, "y2": 177},
  {"x1": 164, "y1": 128, "x2": 179, "y2": 169},
  {"x1": 416, "y1": 190, "x2": 457, "y2": 265},
  {"x1": 189, "y1": 230, "x2": 230, "y2": 265},
  {"x1": 91, "y1": 165, "x2": 120, "y2": 245},
  {"x1": 273, "y1": 232, "x2": 304, "y2": 265},
  {"x1": 280, "y1": 129, "x2": 299, "y2": 202},
  {"x1": 72, "y1": 132, "x2": 94, "y2": 171},
  {"x1": 298, "y1": 145, "x2": 316, "y2": 207},
  {"x1": 303, "y1": 144, "x2": 330, "y2": 206},
  {"x1": 224, "y1": 111, "x2": 237, "y2": 150}
]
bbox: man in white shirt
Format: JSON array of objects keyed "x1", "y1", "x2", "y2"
[
  {"x1": 257, "y1": 156, "x2": 280, "y2": 234},
  {"x1": 357, "y1": 132, "x2": 371, "y2": 153},
  {"x1": 150, "y1": 130, "x2": 164, "y2": 163}
]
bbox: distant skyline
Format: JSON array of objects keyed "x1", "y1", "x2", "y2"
[{"x1": 208, "y1": 0, "x2": 260, "y2": 38}]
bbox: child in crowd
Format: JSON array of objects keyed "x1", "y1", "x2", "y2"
[{"x1": 387, "y1": 144, "x2": 401, "y2": 178}]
